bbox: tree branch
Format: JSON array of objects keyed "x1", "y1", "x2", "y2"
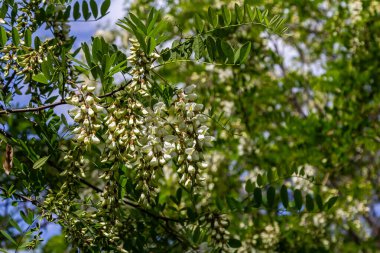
[
  {"x1": 0, "y1": 80, "x2": 132, "y2": 115},
  {"x1": 0, "y1": 186, "x2": 40, "y2": 205}
]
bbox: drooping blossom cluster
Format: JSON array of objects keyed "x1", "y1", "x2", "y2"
[
  {"x1": 66, "y1": 39, "x2": 214, "y2": 207},
  {"x1": 67, "y1": 81, "x2": 104, "y2": 146},
  {"x1": 200, "y1": 213, "x2": 231, "y2": 252}
]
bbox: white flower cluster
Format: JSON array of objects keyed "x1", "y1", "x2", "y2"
[
  {"x1": 67, "y1": 81, "x2": 104, "y2": 145},
  {"x1": 348, "y1": 0, "x2": 363, "y2": 24},
  {"x1": 252, "y1": 222, "x2": 280, "y2": 250},
  {"x1": 66, "y1": 38, "x2": 213, "y2": 206},
  {"x1": 127, "y1": 38, "x2": 159, "y2": 95},
  {"x1": 201, "y1": 213, "x2": 230, "y2": 251}
]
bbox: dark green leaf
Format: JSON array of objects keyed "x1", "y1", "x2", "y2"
[
  {"x1": 192, "y1": 226, "x2": 201, "y2": 243},
  {"x1": 11, "y1": 27, "x2": 19, "y2": 45},
  {"x1": 294, "y1": 189, "x2": 303, "y2": 210},
  {"x1": 257, "y1": 174, "x2": 263, "y2": 186},
  {"x1": 306, "y1": 194, "x2": 314, "y2": 211},
  {"x1": 228, "y1": 238, "x2": 242, "y2": 248},
  {"x1": 280, "y1": 185, "x2": 289, "y2": 208},
  {"x1": 221, "y1": 40, "x2": 234, "y2": 63},
  {"x1": 0, "y1": 3, "x2": 8, "y2": 19},
  {"x1": 326, "y1": 196, "x2": 339, "y2": 210},
  {"x1": 253, "y1": 187, "x2": 262, "y2": 207},
  {"x1": 245, "y1": 179, "x2": 254, "y2": 193},
  {"x1": 315, "y1": 194, "x2": 324, "y2": 211},
  {"x1": 194, "y1": 14, "x2": 204, "y2": 33},
  {"x1": 206, "y1": 36, "x2": 216, "y2": 61},
  {"x1": 0, "y1": 230, "x2": 17, "y2": 245},
  {"x1": 73, "y1": 1, "x2": 81, "y2": 20},
  {"x1": 24, "y1": 29, "x2": 32, "y2": 47},
  {"x1": 63, "y1": 5, "x2": 71, "y2": 20},
  {"x1": 207, "y1": 7, "x2": 218, "y2": 28},
  {"x1": 90, "y1": 0, "x2": 98, "y2": 18},
  {"x1": 82, "y1": 1, "x2": 91, "y2": 20},
  {"x1": 100, "y1": 0, "x2": 110, "y2": 16},
  {"x1": 9, "y1": 218, "x2": 22, "y2": 233},
  {"x1": 267, "y1": 186, "x2": 275, "y2": 208},
  {"x1": 176, "y1": 188, "x2": 182, "y2": 203}
]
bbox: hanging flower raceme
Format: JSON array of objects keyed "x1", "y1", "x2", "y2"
[
  {"x1": 67, "y1": 80, "x2": 104, "y2": 146},
  {"x1": 66, "y1": 37, "x2": 214, "y2": 207}
]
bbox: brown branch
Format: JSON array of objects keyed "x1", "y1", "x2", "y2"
[
  {"x1": 0, "y1": 80, "x2": 132, "y2": 115},
  {"x1": 0, "y1": 186, "x2": 39, "y2": 205},
  {"x1": 0, "y1": 100, "x2": 67, "y2": 115}
]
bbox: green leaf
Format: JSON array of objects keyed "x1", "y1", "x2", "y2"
[
  {"x1": 34, "y1": 36, "x2": 41, "y2": 50},
  {"x1": 82, "y1": 1, "x2": 91, "y2": 20},
  {"x1": 306, "y1": 194, "x2": 314, "y2": 211},
  {"x1": 257, "y1": 174, "x2": 263, "y2": 186},
  {"x1": 9, "y1": 218, "x2": 22, "y2": 233},
  {"x1": 235, "y1": 3, "x2": 244, "y2": 23},
  {"x1": 207, "y1": 7, "x2": 218, "y2": 28},
  {"x1": 33, "y1": 156, "x2": 50, "y2": 170},
  {"x1": 222, "y1": 5, "x2": 231, "y2": 25},
  {"x1": 147, "y1": 8, "x2": 159, "y2": 35},
  {"x1": 90, "y1": 0, "x2": 98, "y2": 18},
  {"x1": 11, "y1": 27, "x2": 19, "y2": 45},
  {"x1": 0, "y1": 3, "x2": 8, "y2": 19},
  {"x1": 100, "y1": 0, "x2": 110, "y2": 16},
  {"x1": 244, "y1": 4, "x2": 256, "y2": 21},
  {"x1": 73, "y1": 1, "x2": 81, "y2": 20},
  {"x1": 32, "y1": 73, "x2": 49, "y2": 84},
  {"x1": 0, "y1": 230, "x2": 17, "y2": 246},
  {"x1": 176, "y1": 188, "x2": 182, "y2": 204},
  {"x1": 24, "y1": 29, "x2": 32, "y2": 47},
  {"x1": 0, "y1": 26, "x2": 7, "y2": 47},
  {"x1": 326, "y1": 196, "x2": 339, "y2": 210},
  {"x1": 193, "y1": 226, "x2": 202, "y2": 243},
  {"x1": 81, "y1": 42, "x2": 92, "y2": 66},
  {"x1": 253, "y1": 187, "x2": 262, "y2": 207},
  {"x1": 237, "y1": 42, "x2": 251, "y2": 64},
  {"x1": 294, "y1": 189, "x2": 303, "y2": 210},
  {"x1": 64, "y1": 5, "x2": 71, "y2": 19},
  {"x1": 192, "y1": 36, "x2": 203, "y2": 60},
  {"x1": 280, "y1": 185, "x2": 289, "y2": 208},
  {"x1": 269, "y1": 15, "x2": 281, "y2": 26},
  {"x1": 245, "y1": 179, "x2": 254, "y2": 193},
  {"x1": 20, "y1": 210, "x2": 33, "y2": 225},
  {"x1": 266, "y1": 186, "x2": 275, "y2": 208},
  {"x1": 221, "y1": 40, "x2": 234, "y2": 63},
  {"x1": 129, "y1": 12, "x2": 147, "y2": 35},
  {"x1": 228, "y1": 238, "x2": 242, "y2": 248},
  {"x1": 194, "y1": 14, "x2": 204, "y2": 33},
  {"x1": 315, "y1": 194, "x2": 324, "y2": 211},
  {"x1": 267, "y1": 167, "x2": 274, "y2": 183},
  {"x1": 145, "y1": 36, "x2": 156, "y2": 56},
  {"x1": 205, "y1": 36, "x2": 216, "y2": 61}
]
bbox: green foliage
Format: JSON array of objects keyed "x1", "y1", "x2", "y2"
[{"x1": 0, "y1": 0, "x2": 379, "y2": 252}]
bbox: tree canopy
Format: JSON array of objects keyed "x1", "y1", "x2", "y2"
[{"x1": 0, "y1": 0, "x2": 379, "y2": 252}]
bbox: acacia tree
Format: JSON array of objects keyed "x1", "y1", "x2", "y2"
[{"x1": 0, "y1": 0, "x2": 379, "y2": 252}]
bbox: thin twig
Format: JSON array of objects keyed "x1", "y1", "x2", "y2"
[
  {"x1": 0, "y1": 80, "x2": 132, "y2": 115},
  {"x1": 0, "y1": 186, "x2": 39, "y2": 205}
]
